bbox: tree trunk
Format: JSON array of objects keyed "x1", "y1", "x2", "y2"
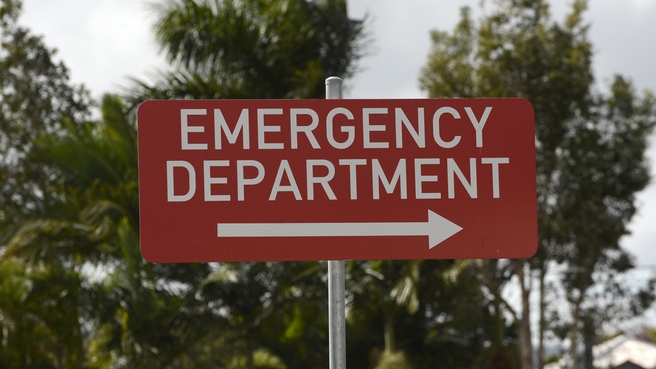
[
  {"x1": 570, "y1": 298, "x2": 581, "y2": 369},
  {"x1": 246, "y1": 337, "x2": 256, "y2": 369},
  {"x1": 583, "y1": 314, "x2": 595, "y2": 369},
  {"x1": 537, "y1": 263, "x2": 547, "y2": 369},
  {"x1": 517, "y1": 262, "x2": 534, "y2": 369},
  {"x1": 384, "y1": 312, "x2": 396, "y2": 353}
]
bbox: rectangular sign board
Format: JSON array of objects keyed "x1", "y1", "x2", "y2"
[{"x1": 137, "y1": 99, "x2": 537, "y2": 262}]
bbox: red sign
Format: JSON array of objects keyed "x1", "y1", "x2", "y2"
[{"x1": 137, "y1": 99, "x2": 537, "y2": 262}]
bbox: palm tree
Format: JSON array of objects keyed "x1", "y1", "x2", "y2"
[
  {"x1": 1, "y1": 1, "x2": 369, "y2": 367},
  {"x1": 123, "y1": 2, "x2": 368, "y2": 367},
  {"x1": 347, "y1": 259, "x2": 475, "y2": 368},
  {"x1": 1, "y1": 95, "x2": 220, "y2": 368},
  {"x1": 127, "y1": 0, "x2": 366, "y2": 104},
  {"x1": 0, "y1": 258, "x2": 89, "y2": 369},
  {"x1": 198, "y1": 261, "x2": 329, "y2": 369}
]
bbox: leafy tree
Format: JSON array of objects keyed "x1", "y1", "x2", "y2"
[
  {"x1": 0, "y1": 1, "x2": 93, "y2": 366},
  {"x1": 0, "y1": 258, "x2": 89, "y2": 369},
  {"x1": 419, "y1": 1, "x2": 656, "y2": 368},
  {"x1": 0, "y1": 0, "x2": 91, "y2": 229},
  {"x1": 2, "y1": 0, "x2": 368, "y2": 367},
  {"x1": 349, "y1": 260, "x2": 422, "y2": 355},
  {"x1": 346, "y1": 260, "x2": 502, "y2": 369},
  {"x1": 2, "y1": 94, "x2": 227, "y2": 368},
  {"x1": 128, "y1": 0, "x2": 366, "y2": 103},
  {"x1": 125, "y1": 1, "x2": 368, "y2": 367},
  {"x1": 552, "y1": 76, "x2": 656, "y2": 368},
  {"x1": 198, "y1": 261, "x2": 330, "y2": 369},
  {"x1": 0, "y1": 1, "x2": 368, "y2": 368}
]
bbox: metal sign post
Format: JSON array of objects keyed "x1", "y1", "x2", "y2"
[{"x1": 326, "y1": 76, "x2": 346, "y2": 369}]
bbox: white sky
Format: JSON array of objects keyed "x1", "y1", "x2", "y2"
[{"x1": 19, "y1": 0, "x2": 656, "y2": 269}]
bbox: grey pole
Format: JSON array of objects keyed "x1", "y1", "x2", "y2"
[{"x1": 325, "y1": 76, "x2": 346, "y2": 369}]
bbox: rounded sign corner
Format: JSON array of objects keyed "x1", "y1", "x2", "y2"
[{"x1": 140, "y1": 244, "x2": 165, "y2": 264}]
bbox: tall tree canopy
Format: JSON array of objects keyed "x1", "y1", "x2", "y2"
[
  {"x1": 129, "y1": 0, "x2": 366, "y2": 102},
  {"x1": 1, "y1": 0, "x2": 367, "y2": 368},
  {"x1": 0, "y1": 0, "x2": 91, "y2": 227},
  {"x1": 419, "y1": 1, "x2": 656, "y2": 368}
]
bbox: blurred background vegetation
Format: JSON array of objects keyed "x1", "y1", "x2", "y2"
[{"x1": 1, "y1": 0, "x2": 655, "y2": 368}]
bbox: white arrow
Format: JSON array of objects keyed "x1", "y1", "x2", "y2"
[{"x1": 217, "y1": 210, "x2": 463, "y2": 249}]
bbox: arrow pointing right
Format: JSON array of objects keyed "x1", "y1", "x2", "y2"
[
  {"x1": 217, "y1": 210, "x2": 462, "y2": 249},
  {"x1": 424, "y1": 210, "x2": 464, "y2": 248}
]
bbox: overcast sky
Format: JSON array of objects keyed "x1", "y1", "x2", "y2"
[{"x1": 19, "y1": 0, "x2": 656, "y2": 269}]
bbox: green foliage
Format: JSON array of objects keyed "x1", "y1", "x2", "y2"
[
  {"x1": 419, "y1": 0, "x2": 656, "y2": 367},
  {"x1": 128, "y1": 0, "x2": 366, "y2": 103},
  {"x1": 124, "y1": 2, "x2": 366, "y2": 367},
  {"x1": 2, "y1": 91, "x2": 218, "y2": 367},
  {"x1": 374, "y1": 351, "x2": 413, "y2": 369},
  {"x1": 4, "y1": 0, "x2": 654, "y2": 368},
  {"x1": 225, "y1": 349, "x2": 287, "y2": 369},
  {"x1": 346, "y1": 259, "x2": 499, "y2": 368},
  {"x1": 0, "y1": 3, "x2": 94, "y2": 365},
  {"x1": 0, "y1": 0, "x2": 91, "y2": 229}
]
